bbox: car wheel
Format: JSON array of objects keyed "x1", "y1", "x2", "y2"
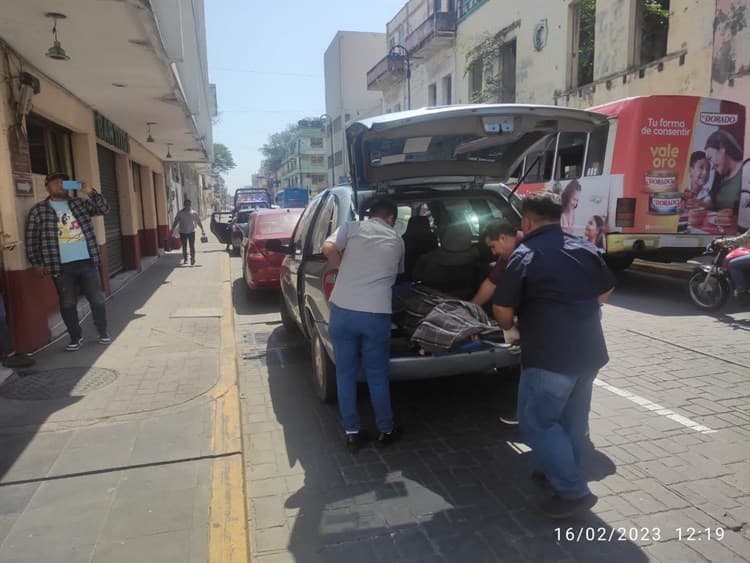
[
  {"x1": 242, "y1": 260, "x2": 254, "y2": 297},
  {"x1": 311, "y1": 329, "x2": 336, "y2": 403},
  {"x1": 279, "y1": 293, "x2": 298, "y2": 335}
]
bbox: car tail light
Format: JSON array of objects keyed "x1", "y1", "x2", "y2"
[
  {"x1": 615, "y1": 198, "x2": 636, "y2": 228},
  {"x1": 247, "y1": 242, "x2": 265, "y2": 260},
  {"x1": 323, "y1": 269, "x2": 338, "y2": 301}
]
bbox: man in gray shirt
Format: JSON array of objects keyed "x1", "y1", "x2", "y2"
[
  {"x1": 171, "y1": 199, "x2": 204, "y2": 265},
  {"x1": 323, "y1": 197, "x2": 404, "y2": 452}
]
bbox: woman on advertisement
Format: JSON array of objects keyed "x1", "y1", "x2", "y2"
[{"x1": 704, "y1": 130, "x2": 744, "y2": 213}]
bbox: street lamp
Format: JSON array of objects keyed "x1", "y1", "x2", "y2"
[
  {"x1": 388, "y1": 44, "x2": 411, "y2": 111},
  {"x1": 320, "y1": 113, "x2": 335, "y2": 187}
]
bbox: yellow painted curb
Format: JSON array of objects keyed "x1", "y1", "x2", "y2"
[{"x1": 208, "y1": 252, "x2": 250, "y2": 562}]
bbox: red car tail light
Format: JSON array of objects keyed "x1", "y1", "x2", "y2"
[
  {"x1": 247, "y1": 242, "x2": 265, "y2": 260},
  {"x1": 323, "y1": 269, "x2": 338, "y2": 301}
]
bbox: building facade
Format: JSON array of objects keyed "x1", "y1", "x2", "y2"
[
  {"x1": 0, "y1": 0, "x2": 216, "y2": 352},
  {"x1": 364, "y1": 0, "x2": 749, "y2": 153},
  {"x1": 325, "y1": 31, "x2": 387, "y2": 185},
  {"x1": 279, "y1": 120, "x2": 329, "y2": 193},
  {"x1": 368, "y1": 0, "x2": 458, "y2": 113}
]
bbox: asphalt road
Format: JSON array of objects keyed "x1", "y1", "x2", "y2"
[{"x1": 232, "y1": 254, "x2": 750, "y2": 563}]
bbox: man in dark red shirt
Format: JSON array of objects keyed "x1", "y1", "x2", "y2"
[{"x1": 471, "y1": 220, "x2": 520, "y2": 308}]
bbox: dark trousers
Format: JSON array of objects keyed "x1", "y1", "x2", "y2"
[
  {"x1": 180, "y1": 232, "x2": 196, "y2": 261},
  {"x1": 0, "y1": 295, "x2": 14, "y2": 356},
  {"x1": 52, "y1": 260, "x2": 107, "y2": 341}
]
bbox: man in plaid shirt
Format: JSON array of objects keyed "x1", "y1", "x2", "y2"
[{"x1": 26, "y1": 173, "x2": 111, "y2": 351}]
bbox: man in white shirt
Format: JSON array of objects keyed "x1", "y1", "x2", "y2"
[
  {"x1": 171, "y1": 199, "x2": 204, "y2": 265},
  {"x1": 323, "y1": 197, "x2": 404, "y2": 452}
]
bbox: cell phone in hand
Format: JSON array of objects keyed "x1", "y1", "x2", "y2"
[{"x1": 62, "y1": 180, "x2": 82, "y2": 191}]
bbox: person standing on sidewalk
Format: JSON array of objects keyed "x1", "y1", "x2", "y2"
[
  {"x1": 25, "y1": 173, "x2": 111, "y2": 352},
  {"x1": 492, "y1": 191, "x2": 615, "y2": 519},
  {"x1": 323, "y1": 197, "x2": 404, "y2": 452},
  {"x1": 171, "y1": 199, "x2": 205, "y2": 266}
]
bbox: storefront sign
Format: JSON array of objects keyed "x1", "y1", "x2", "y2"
[{"x1": 94, "y1": 112, "x2": 130, "y2": 153}]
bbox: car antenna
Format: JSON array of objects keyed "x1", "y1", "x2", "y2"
[{"x1": 510, "y1": 137, "x2": 556, "y2": 196}]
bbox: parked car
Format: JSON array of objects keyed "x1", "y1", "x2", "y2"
[
  {"x1": 268, "y1": 104, "x2": 608, "y2": 402},
  {"x1": 210, "y1": 211, "x2": 233, "y2": 249},
  {"x1": 241, "y1": 208, "x2": 303, "y2": 292},
  {"x1": 230, "y1": 209, "x2": 254, "y2": 255}
]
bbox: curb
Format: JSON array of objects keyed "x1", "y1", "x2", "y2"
[{"x1": 208, "y1": 251, "x2": 251, "y2": 562}]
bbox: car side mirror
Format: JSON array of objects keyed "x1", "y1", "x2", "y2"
[{"x1": 266, "y1": 239, "x2": 292, "y2": 254}]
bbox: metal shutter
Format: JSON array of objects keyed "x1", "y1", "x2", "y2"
[{"x1": 97, "y1": 145, "x2": 124, "y2": 275}]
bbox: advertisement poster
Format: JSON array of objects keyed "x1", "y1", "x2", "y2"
[{"x1": 604, "y1": 96, "x2": 746, "y2": 236}]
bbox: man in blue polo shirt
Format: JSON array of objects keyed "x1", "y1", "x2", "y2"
[{"x1": 493, "y1": 191, "x2": 615, "y2": 519}]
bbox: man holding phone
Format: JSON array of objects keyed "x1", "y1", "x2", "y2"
[{"x1": 25, "y1": 172, "x2": 111, "y2": 352}]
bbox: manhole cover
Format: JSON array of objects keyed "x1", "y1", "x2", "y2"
[{"x1": 0, "y1": 367, "x2": 118, "y2": 400}]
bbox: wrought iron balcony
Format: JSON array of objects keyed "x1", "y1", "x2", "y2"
[
  {"x1": 367, "y1": 53, "x2": 407, "y2": 91},
  {"x1": 405, "y1": 11, "x2": 457, "y2": 55}
]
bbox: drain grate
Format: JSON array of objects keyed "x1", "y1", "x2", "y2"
[{"x1": 0, "y1": 367, "x2": 118, "y2": 400}]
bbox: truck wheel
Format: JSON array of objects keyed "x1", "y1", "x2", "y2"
[
  {"x1": 279, "y1": 294, "x2": 298, "y2": 335},
  {"x1": 311, "y1": 329, "x2": 337, "y2": 403}
]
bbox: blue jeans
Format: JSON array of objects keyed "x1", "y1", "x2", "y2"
[
  {"x1": 518, "y1": 367, "x2": 597, "y2": 500},
  {"x1": 329, "y1": 304, "x2": 393, "y2": 434},
  {"x1": 727, "y1": 253, "x2": 750, "y2": 293},
  {"x1": 52, "y1": 260, "x2": 108, "y2": 341}
]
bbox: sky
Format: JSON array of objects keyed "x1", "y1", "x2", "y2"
[{"x1": 205, "y1": 0, "x2": 405, "y2": 191}]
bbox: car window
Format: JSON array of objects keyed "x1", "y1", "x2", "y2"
[
  {"x1": 310, "y1": 195, "x2": 338, "y2": 256},
  {"x1": 256, "y1": 212, "x2": 301, "y2": 236},
  {"x1": 436, "y1": 197, "x2": 517, "y2": 237},
  {"x1": 292, "y1": 195, "x2": 323, "y2": 253}
]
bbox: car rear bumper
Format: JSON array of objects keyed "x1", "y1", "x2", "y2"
[{"x1": 386, "y1": 345, "x2": 520, "y2": 380}]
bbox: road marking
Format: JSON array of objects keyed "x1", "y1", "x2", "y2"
[
  {"x1": 208, "y1": 252, "x2": 250, "y2": 563},
  {"x1": 594, "y1": 380, "x2": 717, "y2": 435}
]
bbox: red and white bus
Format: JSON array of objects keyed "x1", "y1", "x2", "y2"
[{"x1": 511, "y1": 95, "x2": 748, "y2": 267}]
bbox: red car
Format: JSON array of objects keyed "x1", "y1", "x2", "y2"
[{"x1": 241, "y1": 208, "x2": 303, "y2": 291}]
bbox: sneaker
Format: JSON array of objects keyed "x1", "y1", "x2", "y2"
[
  {"x1": 65, "y1": 338, "x2": 83, "y2": 352},
  {"x1": 499, "y1": 413, "x2": 519, "y2": 425},
  {"x1": 344, "y1": 430, "x2": 368, "y2": 453},
  {"x1": 98, "y1": 334, "x2": 112, "y2": 344},
  {"x1": 182, "y1": 257, "x2": 188, "y2": 264},
  {"x1": 539, "y1": 493, "x2": 598, "y2": 519},
  {"x1": 190, "y1": 257, "x2": 195, "y2": 265},
  {"x1": 2, "y1": 354, "x2": 35, "y2": 368},
  {"x1": 375, "y1": 426, "x2": 401, "y2": 448}
]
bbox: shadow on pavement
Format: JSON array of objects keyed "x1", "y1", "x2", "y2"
[
  {"x1": 231, "y1": 276, "x2": 281, "y2": 317},
  {"x1": 0, "y1": 253, "x2": 181, "y2": 482},
  {"x1": 262, "y1": 326, "x2": 646, "y2": 562}
]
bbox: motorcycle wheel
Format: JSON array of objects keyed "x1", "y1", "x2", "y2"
[{"x1": 687, "y1": 271, "x2": 731, "y2": 310}]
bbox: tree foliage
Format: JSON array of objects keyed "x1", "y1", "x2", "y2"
[
  {"x1": 213, "y1": 143, "x2": 236, "y2": 174},
  {"x1": 260, "y1": 124, "x2": 297, "y2": 175}
]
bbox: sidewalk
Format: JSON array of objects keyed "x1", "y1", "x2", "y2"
[{"x1": 0, "y1": 240, "x2": 248, "y2": 562}]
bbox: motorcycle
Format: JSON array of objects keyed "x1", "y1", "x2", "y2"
[{"x1": 687, "y1": 239, "x2": 750, "y2": 310}]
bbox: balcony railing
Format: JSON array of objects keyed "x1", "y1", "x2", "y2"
[
  {"x1": 457, "y1": 0, "x2": 489, "y2": 22},
  {"x1": 366, "y1": 53, "x2": 406, "y2": 90},
  {"x1": 405, "y1": 11, "x2": 457, "y2": 54}
]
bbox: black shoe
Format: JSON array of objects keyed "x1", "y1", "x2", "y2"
[
  {"x1": 345, "y1": 430, "x2": 368, "y2": 453},
  {"x1": 375, "y1": 426, "x2": 401, "y2": 448},
  {"x1": 190, "y1": 257, "x2": 196, "y2": 265},
  {"x1": 539, "y1": 493, "x2": 598, "y2": 519}
]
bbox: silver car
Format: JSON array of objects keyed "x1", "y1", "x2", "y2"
[{"x1": 269, "y1": 104, "x2": 608, "y2": 402}]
